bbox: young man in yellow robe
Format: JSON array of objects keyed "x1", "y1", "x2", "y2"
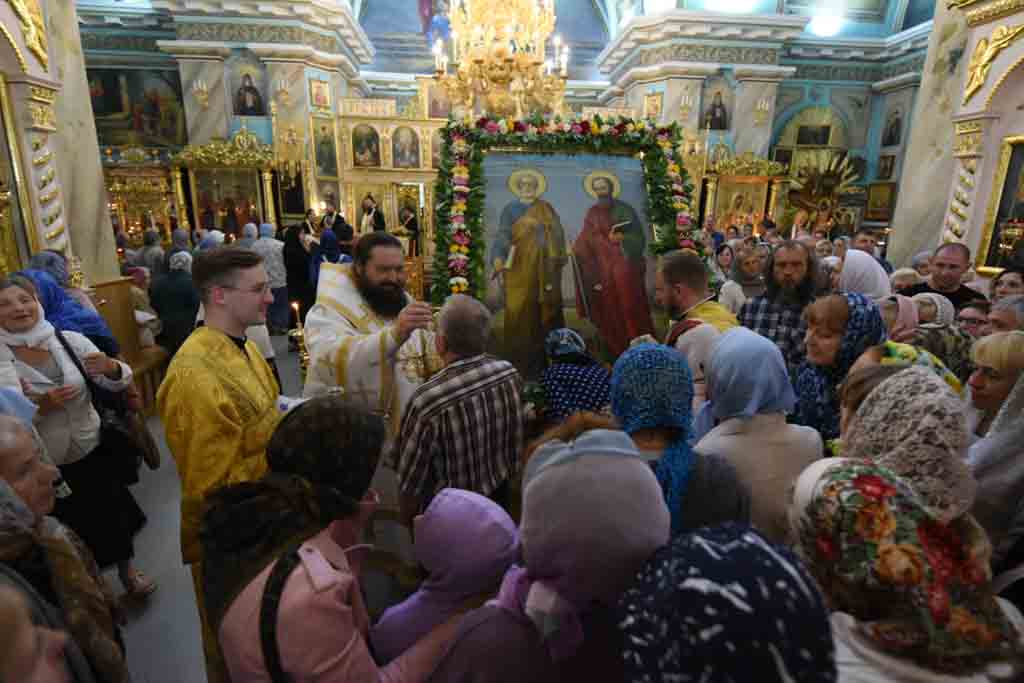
[
  {"x1": 157, "y1": 247, "x2": 282, "y2": 683},
  {"x1": 654, "y1": 249, "x2": 738, "y2": 411},
  {"x1": 302, "y1": 231, "x2": 440, "y2": 438}
]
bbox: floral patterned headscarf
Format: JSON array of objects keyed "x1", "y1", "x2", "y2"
[
  {"x1": 791, "y1": 459, "x2": 1018, "y2": 675},
  {"x1": 844, "y1": 366, "x2": 975, "y2": 523}
]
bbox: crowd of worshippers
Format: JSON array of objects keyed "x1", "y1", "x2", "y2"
[{"x1": 1, "y1": 216, "x2": 1024, "y2": 682}]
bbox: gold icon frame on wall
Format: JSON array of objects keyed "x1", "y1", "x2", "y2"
[
  {"x1": 311, "y1": 115, "x2": 340, "y2": 180},
  {"x1": 309, "y1": 78, "x2": 331, "y2": 114},
  {"x1": 976, "y1": 134, "x2": 1024, "y2": 275}
]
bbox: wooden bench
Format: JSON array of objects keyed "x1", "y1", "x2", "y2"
[{"x1": 91, "y1": 277, "x2": 169, "y2": 416}]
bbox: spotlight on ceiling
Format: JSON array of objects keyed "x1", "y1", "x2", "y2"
[{"x1": 809, "y1": 10, "x2": 844, "y2": 37}]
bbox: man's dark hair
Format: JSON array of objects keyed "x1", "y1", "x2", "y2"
[
  {"x1": 961, "y1": 299, "x2": 991, "y2": 315},
  {"x1": 854, "y1": 228, "x2": 878, "y2": 240},
  {"x1": 764, "y1": 240, "x2": 818, "y2": 306},
  {"x1": 192, "y1": 247, "x2": 263, "y2": 303},
  {"x1": 760, "y1": 218, "x2": 776, "y2": 232},
  {"x1": 353, "y1": 231, "x2": 403, "y2": 267},
  {"x1": 933, "y1": 242, "x2": 971, "y2": 262},
  {"x1": 660, "y1": 249, "x2": 709, "y2": 294}
]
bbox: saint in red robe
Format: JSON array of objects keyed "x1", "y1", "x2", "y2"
[{"x1": 573, "y1": 197, "x2": 655, "y2": 356}]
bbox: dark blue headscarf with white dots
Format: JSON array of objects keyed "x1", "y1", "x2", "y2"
[
  {"x1": 618, "y1": 523, "x2": 837, "y2": 682},
  {"x1": 611, "y1": 343, "x2": 694, "y2": 534},
  {"x1": 540, "y1": 328, "x2": 610, "y2": 423}
]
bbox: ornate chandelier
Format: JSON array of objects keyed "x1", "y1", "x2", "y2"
[{"x1": 433, "y1": 0, "x2": 570, "y2": 118}]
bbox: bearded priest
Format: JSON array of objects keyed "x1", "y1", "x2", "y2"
[{"x1": 303, "y1": 232, "x2": 442, "y2": 437}]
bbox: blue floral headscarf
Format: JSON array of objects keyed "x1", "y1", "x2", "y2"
[
  {"x1": 17, "y1": 269, "x2": 119, "y2": 356},
  {"x1": 611, "y1": 343, "x2": 695, "y2": 533},
  {"x1": 544, "y1": 328, "x2": 586, "y2": 360},
  {"x1": 795, "y1": 292, "x2": 885, "y2": 441}
]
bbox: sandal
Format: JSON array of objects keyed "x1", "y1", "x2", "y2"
[{"x1": 120, "y1": 570, "x2": 157, "y2": 598}]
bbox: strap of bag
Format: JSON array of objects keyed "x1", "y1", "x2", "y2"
[
  {"x1": 53, "y1": 329, "x2": 104, "y2": 415},
  {"x1": 259, "y1": 543, "x2": 303, "y2": 683}
]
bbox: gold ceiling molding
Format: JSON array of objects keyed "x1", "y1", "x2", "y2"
[
  {"x1": 950, "y1": 0, "x2": 1024, "y2": 27},
  {"x1": 0, "y1": 23, "x2": 27, "y2": 73},
  {"x1": 6, "y1": 0, "x2": 47, "y2": 70},
  {"x1": 711, "y1": 152, "x2": 787, "y2": 177},
  {"x1": 963, "y1": 24, "x2": 1024, "y2": 104},
  {"x1": 170, "y1": 126, "x2": 273, "y2": 169}
]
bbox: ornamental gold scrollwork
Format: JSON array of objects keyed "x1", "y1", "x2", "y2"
[
  {"x1": 38, "y1": 186, "x2": 57, "y2": 205},
  {"x1": 45, "y1": 224, "x2": 64, "y2": 241},
  {"x1": 6, "y1": 0, "x2": 48, "y2": 70},
  {"x1": 27, "y1": 102, "x2": 55, "y2": 131},
  {"x1": 711, "y1": 152, "x2": 788, "y2": 177},
  {"x1": 42, "y1": 206, "x2": 61, "y2": 226},
  {"x1": 170, "y1": 126, "x2": 274, "y2": 169},
  {"x1": 28, "y1": 86, "x2": 55, "y2": 104},
  {"x1": 955, "y1": 189, "x2": 971, "y2": 207},
  {"x1": 950, "y1": 0, "x2": 1024, "y2": 28},
  {"x1": 963, "y1": 24, "x2": 1024, "y2": 105},
  {"x1": 0, "y1": 23, "x2": 27, "y2": 73},
  {"x1": 950, "y1": 203, "x2": 968, "y2": 220},
  {"x1": 32, "y1": 150, "x2": 51, "y2": 167},
  {"x1": 36, "y1": 168, "x2": 53, "y2": 190},
  {"x1": 954, "y1": 120, "x2": 984, "y2": 157}
]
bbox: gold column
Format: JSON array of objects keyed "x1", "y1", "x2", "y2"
[
  {"x1": 705, "y1": 176, "x2": 718, "y2": 224},
  {"x1": 769, "y1": 178, "x2": 787, "y2": 222},
  {"x1": 261, "y1": 169, "x2": 277, "y2": 226},
  {"x1": 0, "y1": 189, "x2": 20, "y2": 275},
  {"x1": 171, "y1": 167, "x2": 190, "y2": 231}
]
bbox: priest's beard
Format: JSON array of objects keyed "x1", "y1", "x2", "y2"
[{"x1": 354, "y1": 267, "x2": 407, "y2": 319}]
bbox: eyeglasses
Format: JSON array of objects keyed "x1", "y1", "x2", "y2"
[
  {"x1": 221, "y1": 283, "x2": 271, "y2": 295},
  {"x1": 957, "y1": 316, "x2": 986, "y2": 326}
]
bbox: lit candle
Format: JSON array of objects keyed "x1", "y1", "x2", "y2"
[
  {"x1": 433, "y1": 39, "x2": 443, "y2": 71},
  {"x1": 292, "y1": 302, "x2": 302, "y2": 331},
  {"x1": 560, "y1": 47, "x2": 569, "y2": 76}
]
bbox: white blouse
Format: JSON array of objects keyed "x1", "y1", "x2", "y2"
[{"x1": 0, "y1": 331, "x2": 133, "y2": 465}]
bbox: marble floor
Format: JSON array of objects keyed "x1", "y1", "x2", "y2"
[{"x1": 110, "y1": 334, "x2": 305, "y2": 683}]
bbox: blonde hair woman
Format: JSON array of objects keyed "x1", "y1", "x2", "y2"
[{"x1": 967, "y1": 331, "x2": 1024, "y2": 568}]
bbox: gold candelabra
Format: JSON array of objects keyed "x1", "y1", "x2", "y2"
[
  {"x1": 289, "y1": 302, "x2": 309, "y2": 382},
  {"x1": 433, "y1": 0, "x2": 569, "y2": 118}
]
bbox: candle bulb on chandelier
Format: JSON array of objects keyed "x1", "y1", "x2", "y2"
[
  {"x1": 433, "y1": 39, "x2": 443, "y2": 71},
  {"x1": 292, "y1": 302, "x2": 302, "y2": 332},
  {"x1": 560, "y1": 46, "x2": 569, "y2": 76}
]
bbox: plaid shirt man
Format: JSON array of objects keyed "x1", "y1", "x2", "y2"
[
  {"x1": 738, "y1": 295, "x2": 807, "y2": 377},
  {"x1": 395, "y1": 353, "x2": 523, "y2": 504}
]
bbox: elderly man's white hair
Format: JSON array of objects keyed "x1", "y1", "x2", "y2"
[
  {"x1": 439, "y1": 294, "x2": 492, "y2": 358},
  {"x1": 242, "y1": 223, "x2": 259, "y2": 239}
]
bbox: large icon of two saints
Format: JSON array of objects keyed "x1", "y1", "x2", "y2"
[{"x1": 485, "y1": 154, "x2": 656, "y2": 378}]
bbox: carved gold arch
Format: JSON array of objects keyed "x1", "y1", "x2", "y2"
[
  {"x1": 170, "y1": 126, "x2": 274, "y2": 170},
  {"x1": 775, "y1": 106, "x2": 850, "y2": 149},
  {"x1": 170, "y1": 127, "x2": 278, "y2": 229},
  {"x1": 0, "y1": 23, "x2": 27, "y2": 73}
]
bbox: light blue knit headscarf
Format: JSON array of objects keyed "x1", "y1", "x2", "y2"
[
  {"x1": 611, "y1": 343, "x2": 695, "y2": 533},
  {"x1": 692, "y1": 327, "x2": 796, "y2": 440}
]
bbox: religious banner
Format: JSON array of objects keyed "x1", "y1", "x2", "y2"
[{"x1": 431, "y1": 114, "x2": 699, "y2": 376}]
